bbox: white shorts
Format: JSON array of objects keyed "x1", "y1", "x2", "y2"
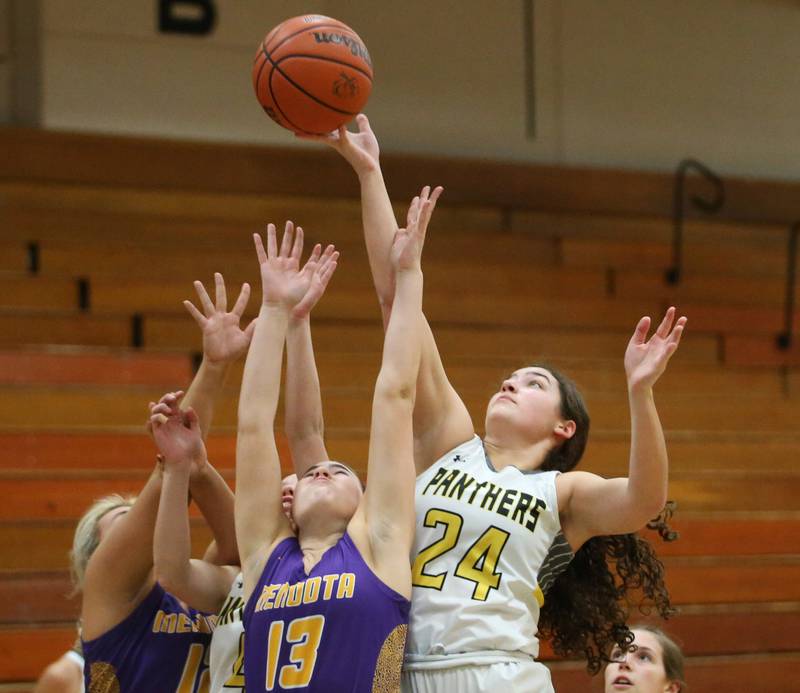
[{"x1": 401, "y1": 652, "x2": 553, "y2": 693}]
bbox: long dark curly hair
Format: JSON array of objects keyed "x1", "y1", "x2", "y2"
[{"x1": 534, "y1": 364, "x2": 677, "y2": 675}]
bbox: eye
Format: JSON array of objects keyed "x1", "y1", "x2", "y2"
[
  {"x1": 528, "y1": 380, "x2": 543, "y2": 389},
  {"x1": 637, "y1": 652, "x2": 652, "y2": 662},
  {"x1": 610, "y1": 648, "x2": 622, "y2": 660}
]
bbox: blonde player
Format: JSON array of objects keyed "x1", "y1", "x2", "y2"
[
  {"x1": 33, "y1": 637, "x2": 84, "y2": 693},
  {"x1": 78, "y1": 277, "x2": 249, "y2": 691},
  {"x1": 313, "y1": 115, "x2": 683, "y2": 690}
]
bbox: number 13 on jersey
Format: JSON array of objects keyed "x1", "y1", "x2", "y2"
[{"x1": 265, "y1": 615, "x2": 325, "y2": 690}]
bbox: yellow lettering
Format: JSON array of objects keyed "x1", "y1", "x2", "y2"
[
  {"x1": 287, "y1": 582, "x2": 303, "y2": 607},
  {"x1": 336, "y1": 573, "x2": 356, "y2": 600},
  {"x1": 303, "y1": 577, "x2": 321, "y2": 604},
  {"x1": 162, "y1": 613, "x2": 178, "y2": 634},
  {"x1": 274, "y1": 583, "x2": 289, "y2": 609},
  {"x1": 152, "y1": 610, "x2": 164, "y2": 633},
  {"x1": 322, "y1": 574, "x2": 338, "y2": 600}
]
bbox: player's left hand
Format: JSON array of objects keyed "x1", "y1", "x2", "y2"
[
  {"x1": 624, "y1": 307, "x2": 687, "y2": 392},
  {"x1": 184, "y1": 273, "x2": 256, "y2": 364}
]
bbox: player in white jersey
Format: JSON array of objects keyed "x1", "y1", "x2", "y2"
[
  {"x1": 310, "y1": 115, "x2": 684, "y2": 690},
  {"x1": 152, "y1": 261, "x2": 338, "y2": 692}
]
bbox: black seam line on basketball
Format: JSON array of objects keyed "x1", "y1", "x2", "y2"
[
  {"x1": 274, "y1": 53, "x2": 373, "y2": 82},
  {"x1": 261, "y1": 46, "x2": 360, "y2": 117},
  {"x1": 265, "y1": 22, "x2": 364, "y2": 58},
  {"x1": 265, "y1": 56, "x2": 318, "y2": 135}
]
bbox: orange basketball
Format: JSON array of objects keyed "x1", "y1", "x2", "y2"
[{"x1": 252, "y1": 15, "x2": 373, "y2": 135}]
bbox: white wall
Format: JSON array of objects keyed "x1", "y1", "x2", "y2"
[
  {"x1": 23, "y1": 1, "x2": 800, "y2": 180},
  {"x1": 558, "y1": 0, "x2": 800, "y2": 178}
]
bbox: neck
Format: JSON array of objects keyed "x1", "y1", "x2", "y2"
[
  {"x1": 297, "y1": 526, "x2": 346, "y2": 572},
  {"x1": 482, "y1": 435, "x2": 553, "y2": 472}
]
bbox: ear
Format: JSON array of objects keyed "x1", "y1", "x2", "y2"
[
  {"x1": 665, "y1": 682, "x2": 681, "y2": 693},
  {"x1": 554, "y1": 419, "x2": 576, "y2": 441}
]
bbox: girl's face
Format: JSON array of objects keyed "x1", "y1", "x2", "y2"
[
  {"x1": 604, "y1": 629, "x2": 680, "y2": 693},
  {"x1": 291, "y1": 462, "x2": 363, "y2": 530},
  {"x1": 484, "y1": 367, "x2": 574, "y2": 447}
]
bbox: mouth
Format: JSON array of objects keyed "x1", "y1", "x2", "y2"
[
  {"x1": 496, "y1": 394, "x2": 515, "y2": 404},
  {"x1": 612, "y1": 676, "x2": 633, "y2": 687}
]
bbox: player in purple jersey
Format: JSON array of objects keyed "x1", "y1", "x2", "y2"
[
  {"x1": 236, "y1": 209, "x2": 431, "y2": 692},
  {"x1": 79, "y1": 276, "x2": 253, "y2": 693}
]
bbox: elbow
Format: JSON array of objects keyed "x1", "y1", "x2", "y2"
[
  {"x1": 634, "y1": 492, "x2": 669, "y2": 528},
  {"x1": 154, "y1": 563, "x2": 188, "y2": 597},
  {"x1": 374, "y1": 374, "x2": 415, "y2": 403}
]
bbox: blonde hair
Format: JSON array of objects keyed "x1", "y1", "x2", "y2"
[{"x1": 70, "y1": 494, "x2": 135, "y2": 592}]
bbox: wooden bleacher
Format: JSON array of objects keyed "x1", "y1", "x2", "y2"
[{"x1": 1, "y1": 128, "x2": 799, "y2": 691}]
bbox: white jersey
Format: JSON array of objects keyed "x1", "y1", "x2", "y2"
[
  {"x1": 210, "y1": 572, "x2": 245, "y2": 693},
  {"x1": 65, "y1": 638, "x2": 86, "y2": 693},
  {"x1": 407, "y1": 436, "x2": 573, "y2": 660}
]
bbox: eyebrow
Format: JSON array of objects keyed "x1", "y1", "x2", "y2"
[
  {"x1": 304, "y1": 462, "x2": 353, "y2": 475},
  {"x1": 517, "y1": 369, "x2": 554, "y2": 384}
]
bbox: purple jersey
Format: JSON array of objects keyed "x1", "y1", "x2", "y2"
[
  {"x1": 243, "y1": 533, "x2": 410, "y2": 692},
  {"x1": 82, "y1": 583, "x2": 215, "y2": 692}
]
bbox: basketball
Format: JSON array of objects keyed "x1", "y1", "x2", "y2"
[{"x1": 252, "y1": 15, "x2": 373, "y2": 135}]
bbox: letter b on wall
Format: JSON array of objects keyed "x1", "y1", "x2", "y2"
[{"x1": 159, "y1": 0, "x2": 216, "y2": 35}]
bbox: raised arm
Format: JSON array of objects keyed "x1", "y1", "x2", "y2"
[
  {"x1": 284, "y1": 245, "x2": 339, "y2": 475},
  {"x1": 350, "y1": 195, "x2": 432, "y2": 596},
  {"x1": 151, "y1": 392, "x2": 239, "y2": 613},
  {"x1": 182, "y1": 273, "x2": 255, "y2": 438},
  {"x1": 560, "y1": 307, "x2": 687, "y2": 549},
  {"x1": 236, "y1": 223, "x2": 336, "y2": 599},
  {"x1": 81, "y1": 453, "x2": 163, "y2": 639},
  {"x1": 309, "y1": 117, "x2": 473, "y2": 471},
  {"x1": 182, "y1": 273, "x2": 255, "y2": 565}
]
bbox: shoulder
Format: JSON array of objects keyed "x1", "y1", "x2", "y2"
[{"x1": 35, "y1": 654, "x2": 83, "y2": 693}]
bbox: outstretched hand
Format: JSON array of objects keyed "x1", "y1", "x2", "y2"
[
  {"x1": 254, "y1": 222, "x2": 337, "y2": 310},
  {"x1": 184, "y1": 273, "x2": 256, "y2": 365},
  {"x1": 148, "y1": 391, "x2": 207, "y2": 474},
  {"x1": 624, "y1": 307, "x2": 687, "y2": 391},
  {"x1": 291, "y1": 244, "x2": 339, "y2": 319},
  {"x1": 390, "y1": 185, "x2": 442, "y2": 272},
  {"x1": 297, "y1": 113, "x2": 379, "y2": 177}
]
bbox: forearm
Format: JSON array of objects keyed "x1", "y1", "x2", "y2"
[
  {"x1": 626, "y1": 385, "x2": 670, "y2": 517},
  {"x1": 154, "y1": 467, "x2": 193, "y2": 593},
  {"x1": 189, "y1": 463, "x2": 238, "y2": 566},
  {"x1": 285, "y1": 317, "x2": 328, "y2": 471},
  {"x1": 182, "y1": 358, "x2": 229, "y2": 439},
  {"x1": 359, "y1": 169, "x2": 398, "y2": 308},
  {"x1": 235, "y1": 303, "x2": 290, "y2": 562},
  {"x1": 239, "y1": 305, "x2": 288, "y2": 431},
  {"x1": 378, "y1": 269, "x2": 423, "y2": 392}
]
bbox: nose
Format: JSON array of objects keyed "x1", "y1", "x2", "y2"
[
  {"x1": 617, "y1": 657, "x2": 632, "y2": 671},
  {"x1": 501, "y1": 379, "x2": 517, "y2": 393},
  {"x1": 313, "y1": 467, "x2": 331, "y2": 479}
]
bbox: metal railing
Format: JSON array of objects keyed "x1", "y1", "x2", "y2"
[{"x1": 666, "y1": 159, "x2": 725, "y2": 285}]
